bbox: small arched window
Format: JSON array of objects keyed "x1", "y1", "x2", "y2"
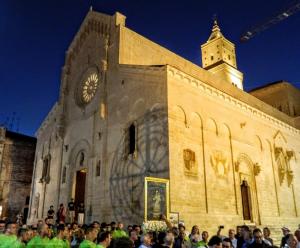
[
  {"x1": 96, "y1": 160, "x2": 101, "y2": 177},
  {"x1": 125, "y1": 122, "x2": 137, "y2": 157}
]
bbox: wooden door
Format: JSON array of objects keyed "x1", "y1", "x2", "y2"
[{"x1": 241, "y1": 180, "x2": 252, "y2": 221}]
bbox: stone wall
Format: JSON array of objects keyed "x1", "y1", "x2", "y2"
[
  {"x1": 166, "y1": 65, "x2": 300, "y2": 234},
  {"x1": 0, "y1": 128, "x2": 36, "y2": 221},
  {"x1": 250, "y1": 81, "x2": 300, "y2": 117}
]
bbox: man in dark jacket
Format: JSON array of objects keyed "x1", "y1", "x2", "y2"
[
  {"x1": 280, "y1": 227, "x2": 291, "y2": 248},
  {"x1": 248, "y1": 229, "x2": 271, "y2": 248}
]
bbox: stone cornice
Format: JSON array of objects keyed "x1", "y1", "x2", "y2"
[
  {"x1": 249, "y1": 81, "x2": 300, "y2": 94},
  {"x1": 167, "y1": 65, "x2": 300, "y2": 134},
  {"x1": 119, "y1": 64, "x2": 166, "y2": 75}
]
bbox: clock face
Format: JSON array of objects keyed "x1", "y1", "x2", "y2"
[{"x1": 81, "y1": 73, "x2": 99, "y2": 104}]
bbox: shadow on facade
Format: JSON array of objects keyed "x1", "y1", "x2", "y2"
[{"x1": 110, "y1": 107, "x2": 169, "y2": 223}]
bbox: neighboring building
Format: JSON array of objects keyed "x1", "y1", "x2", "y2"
[
  {"x1": 250, "y1": 80, "x2": 300, "y2": 117},
  {"x1": 28, "y1": 9, "x2": 300, "y2": 234},
  {"x1": 0, "y1": 127, "x2": 36, "y2": 222}
]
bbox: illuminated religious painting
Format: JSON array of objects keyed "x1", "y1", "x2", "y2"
[{"x1": 144, "y1": 177, "x2": 169, "y2": 221}]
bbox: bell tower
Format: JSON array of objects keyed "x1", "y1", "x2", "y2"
[{"x1": 201, "y1": 20, "x2": 244, "y2": 90}]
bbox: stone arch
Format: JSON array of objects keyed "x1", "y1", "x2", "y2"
[
  {"x1": 236, "y1": 153, "x2": 260, "y2": 224},
  {"x1": 190, "y1": 112, "x2": 203, "y2": 129},
  {"x1": 273, "y1": 130, "x2": 287, "y2": 148},
  {"x1": 170, "y1": 105, "x2": 188, "y2": 127},
  {"x1": 190, "y1": 112, "x2": 204, "y2": 145},
  {"x1": 236, "y1": 153, "x2": 254, "y2": 175},
  {"x1": 150, "y1": 103, "x2": 164, "y2": 112},
  {"x1": 219, "y1": 123, "x2": 231, "y2": 138},
  {"x1": 68, "y1": 139, "x2": 91, "y2": 210},
  {"x1": 253, "y1": 135, "x2": 263, "y2": 152},
  {"x1": 205, "y1": 117, "x2": 218, "y2": 136},
  {"x1": 68, "y1": 139, "x2": 91, "y2": 168},
  {"x1": 129, "y1": 98, "x2": 146, "y2": 120}
]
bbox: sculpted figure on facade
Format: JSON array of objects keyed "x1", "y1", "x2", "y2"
[
  {"x1": 275, "y1": 146, "x2": 294, "y2": 187},
  {"x1": 33, "y1": 193, "x2": 40, "y2": 218},
  {"x1": 210, "y1": 150, "x2": 229, "y2": 178},
  {"x1": 183, "y1": 149, "x2": 197, "y2": 176}
]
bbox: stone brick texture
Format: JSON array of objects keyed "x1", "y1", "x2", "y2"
[{"x1": 0, "y1": 129, "x2": 36, "y2": 221}]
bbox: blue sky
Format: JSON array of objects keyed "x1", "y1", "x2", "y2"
[{"x1": 1, "y1": 0, "x2": 300, "y2": 136}]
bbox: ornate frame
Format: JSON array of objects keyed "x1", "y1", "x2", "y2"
[{"x1": 144, "y1": 177, "x2": 169, "y2": 222}]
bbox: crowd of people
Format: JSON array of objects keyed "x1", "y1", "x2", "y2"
[{"x1": 0, "y1": 210, "x2": 300, "y2": 248}]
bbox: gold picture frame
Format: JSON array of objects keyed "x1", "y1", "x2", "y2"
[{"x1": 144, "y1": 177, "x2": 169, "y2": 222}]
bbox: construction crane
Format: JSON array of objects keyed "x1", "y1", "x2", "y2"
[{"x1": 240, "y1": 0, "x2": 300, "y2": 42}]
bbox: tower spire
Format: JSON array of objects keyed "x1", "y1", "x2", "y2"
[
  {"x1": 208, "y1": 18, "x2": 223, "y2": 41},
  {"x1": 201, "y1": 18, "x2": 244, "y2": 90}
]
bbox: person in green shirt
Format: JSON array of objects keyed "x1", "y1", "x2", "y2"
[
  {"x1": 79, "y1": 225, "x2": 99, "y2": 248},
  {"x1": 0, "y1": 222, "x2": 18, "y2": 248},
  {"x1": 112, "y1": 222, "x2": 127, "y2": 239},
  {"x1": 46, "y1": 224, "x2": 69, "y2": 248},
  {"x1": 10, "y1": 228, "x2": 31, "y2": 248},
  {"x1": 97, "y1": 231, "x2": 111, "y2": 248},
  {"x1": 196, "y1": 231, "x2": 209, "y2": 248},
  {"x1": 27, "y1": 223, "x2": 50, "y2": 248}
]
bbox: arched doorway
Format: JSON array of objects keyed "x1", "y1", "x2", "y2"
[
  {"x1": 74, "y1": 169, "x2": 87, "y2": 208},
  {"x1": 236, "y1": 153, "x2": 260, "y2": 224},
  {"x1": 240, "y1": 180, "x2": 252, "y2": 221},
  {"x1": 67, "y1": 140, "x2": 91, "y2": 224},
  {"x1": 71, "y1": 151, "x2": 88, "y2": 222}
]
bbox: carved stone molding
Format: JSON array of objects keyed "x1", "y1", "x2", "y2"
[
  {"x1": 274, "y1": 144, "x2": 295, "y2": 187},
  {"x1": 234, "y1": 161, "x2": 240, "y2": 172},
  {"x1": 286, "y1": 150, "x2": 295, "y2": 161},
  {"x1": 167, "y1": 66, "x2": 300, "y2": 135},
  {"x1": 287, "y1": 170, "x2": 294, "y2": 187},
  {"x1": 253, "y1": 163, "x2": 261, "y2": 176},
  {"x1": 274, "y1": 147, "x2": 283, "y2": 158},
  {"x1": 278, "y1": 167, "x2": 285, "y2": 185}
]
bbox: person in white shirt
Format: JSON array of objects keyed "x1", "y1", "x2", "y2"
[
  {"x1": 139, "y1": 233, "x2": 152, "y2": 248},
  {"x1": 228, "y1": 229, "x2": 237, "y2": 248}
]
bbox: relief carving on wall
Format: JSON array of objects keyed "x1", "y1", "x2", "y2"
[
  {"x1": 210, "y1": 150, "x2": 229, "y2": 178},
  {"x1": 234, "y1": 161, "x2": 240, "y2": 172},
  {"x1": 275, "y1": 146, "x2": 294, "y2": 187},
  {"x1": 34, "y1": 192, "x2": 40, "y2": 218},
  {"x1": 253, "y1": 163, "x2": 261, "y2": 176},
  {"x1": 183, "y1": 149, "x2": 197, "y2": 176}
]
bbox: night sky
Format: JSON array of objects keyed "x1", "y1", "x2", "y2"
[{"x1": 1, "y1": 0, "x2": 300, "y2": 136}]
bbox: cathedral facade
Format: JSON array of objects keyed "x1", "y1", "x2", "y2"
[{"x1": 28, "y1": 10, "x2": 300, "y2": 233}]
